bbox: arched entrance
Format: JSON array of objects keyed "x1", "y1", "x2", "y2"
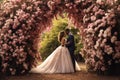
[{"x1": 0, "y1": 0, "x2": 120, "y2": 75}]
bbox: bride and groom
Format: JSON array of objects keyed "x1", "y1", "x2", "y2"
[{"x1": 31, "y1": 28, "x2": 80, "y2": 73}]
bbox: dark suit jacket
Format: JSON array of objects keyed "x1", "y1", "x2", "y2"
[
  {"x1": 66, "y1": 34, "x2": 75, "y2": 53},
  {"x1": 66, "y1": 34, "x2": 76, "y2": 70}
]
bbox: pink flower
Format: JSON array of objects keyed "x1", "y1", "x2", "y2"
[
  {"x1": 93, "y1": 6, "x2": 99, "y2": 12},
  {"x1": 19, "y1": 48, "x2": 24, "y2": 52},
  {"x1": 65, "y1": 3, "x2": 71, "y2": 7},
  {"x1": 21, "y1": 3, "x2": 27, "y2": 10},
  {"x1": 114, "y1": 32, "x2": 118, "y2": 35},
  {"x1": 108, "y1": 61, "x2": 112, "y2": 65},
  {"x1": 0, "y1": 41, "x2": 3, "y2": 44},
  {"x1": 101, "y1": 66, "x2": 106, "y2": 71},
  {"x1": 8, "y1": 30, "x2": 12, "y2": 34},
  {"x1": 117, "y1": 5, "x2": 120, "y2": 11},
  {"x1": 91, "y1": 16, "x2": 96, "y2": 21},
  {"x1": 95, "y1": 9, "x2": 105, "y2": 16},
  {"x1": 75, "y1": 0, "x2": 82, "y2": 4},
  {"x1": 3, "y1": 44, "x2": 8, "y2": 50},
  {"x1": 12, "y1": 53, "x2": 17, "y2": 57},
  {"x1": 106, "y1": 0, "x2": 117, "y2": 5},
  {"x1": 94, "y1": 38, "x2": 101, "y2": 49},
  {"x1": 3, "y1": 63, "x2": 8, "y2": 68},
  {"x1": 9, "y1": 0, "x2": 22, "y2": 3},
  {"x1": 11, "y1": 69, "x2": 16, "y2": 75},
  {"x1": 53, "y1": 0, "x2": 61, "y2": 4},
  {"x1": 27, "y1": 6, "x2": 33, "y2": 11},
  {"x1": 13, "y1": 18, "x2": 19, "y2": 29},
  {"x1": 94, "y1": 19, "x2": 102, "y2": 26},
  {"x1": 21, "y1": 24, "x2": 26, "y2": 29},
  {"x1": 16, "y1": 9, "x2": 25, "y2": 16},
  {"x1": 47, "y1": 1, "x2": 56, "y2": 10},
  {"x1": 6, "y1": 19, "x2": 14, "y2": 25},
  {"x1": 114, "y1": 53, "x2": 120, "y2": 59},
  {"x1": 103, "y1": 27, "x2": 112, "y2": 38},
  {"x1": 83, "y1": 17, "x2": 90, "y2": 23},
  {"x1": 98, "y1": 29, "x2": 103, "y2": 37},
  {"x1": 100, "y1": 39, "x2": 107, "y2": 47},
  {"x1": 111, "y1": 36, "x2": 117, "y2": 43},
  {"x1": 96, "y1": 0, "x2": 102, "y2": 3},
  {"x1": 87, "y1": 27, "x2": 94, "y2": 33},
  {"x1": 98, "y1": 21, "x2": 106, "y2": 28},
  {"x1": 23, "y1": 63, "x2": 28, "y2": 70},
  {"x1": 34, "y1": 1, "x2": 43, "y2": 6},
  {"x1": 104, "y1": 45, "x2": 113, "y2": 55},
  {"x1": 20, "y1": 35, "x2": 25, "y2": 40},
  {"x1": 96, "y1": 0, "x2": 105, "y2": 5}
]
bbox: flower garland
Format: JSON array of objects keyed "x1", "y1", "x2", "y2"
[{"x1": 82, "y1": 0, "x2": 120, "y2": 73}]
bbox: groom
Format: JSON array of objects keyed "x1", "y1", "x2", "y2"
[{"x1": 65, "y1": 28, "x2": 76, "y2": 72}]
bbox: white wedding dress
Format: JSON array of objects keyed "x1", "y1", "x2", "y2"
[{"x1": 30, "y1": 38, "x2": 80, "y2": 73}]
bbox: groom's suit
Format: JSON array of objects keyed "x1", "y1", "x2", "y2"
[{"x1": 66, "y1": 33, "x2": 75, "y2": 71}]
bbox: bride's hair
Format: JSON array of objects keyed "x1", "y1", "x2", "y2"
[{"x1": 58, "y1": 31, "x2": 65, "y2": 42}]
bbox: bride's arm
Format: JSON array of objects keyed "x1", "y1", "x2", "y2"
[{"x1": 61, "y1": 38, "x2": 66, "y2": 46}]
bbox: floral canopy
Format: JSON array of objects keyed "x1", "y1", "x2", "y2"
[{"x1": 0, "y1": 0, "x2": 120, "y2": 75}]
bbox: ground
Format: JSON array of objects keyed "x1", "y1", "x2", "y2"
[
  {"x1": 2, "y1": 63, "x2": 120, "y2": 80},
  {"x1": 4, "y1": 72, "x2": 120, "y2": 80}
]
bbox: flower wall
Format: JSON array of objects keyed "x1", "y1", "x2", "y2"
[
  {"x1": 0, "y1": 0, "x2": 120, "y2": 75},
  {"x1": 82, "y1": 0, "x2": 120, "y2": 74}
]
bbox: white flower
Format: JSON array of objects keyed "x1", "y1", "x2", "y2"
[
  {"x1": 94, "y1": 20, "x2": 102, "y2": 26},
  {"x1": 3, "y1": 63, "x2": 8, "y2": 68},
  {"x1": 104, "y1": 45, "x2": 113, "y2": 55},
  {"x1": 23, "y1": 63, "x2": 28, "y2": 70},
  {"x1": 6, "y1": 19, "x2": 14, "y2": 25},
  {"x1": 103, "y1": 27, "x2": 111, "y2": 38},
  {"x1": 96, "y1": 0, "x2": 103, "y2": 3},
  {"x1": 87, "y1": 27, "x2": 94, "y2": 33},
  {"x1": 47, "y1": 1, "x2": 55, "y2": 10},
  {"x1": 27, "y1": 6, "x2": 33, "y2": 11},
  {"x1": 94, "y1": 38, "x2": 101, "y2": 49},
  {"x1": 100, "y1": 39, "x2": 107, "y2": 47},
  {"x1": 11, "y1": 69, "x2": 16, "y2": 75},
  {"x1": 93, "y1": 6, "x2": 99, "y2": 12},
  {"x1": 13, "y1": 18, "x2": 20, "y2": 29},
  {"x1": 111, "y1": 36, "x2": 117, "y2": 43},
  {"x1": 91, "y1": 16, "x2": 96, "y2": 21},
  {"x1": 88, "y1": 23, "x2": 95, "y2": 28},
  {"x1": 16, "y1": 9, "x2": 25, "y2": 16},
  {"x1": 8, "y1": 30, "x2": 12, "y2": 34},
  {"x1": 98, "y1": 29, "x2": 103, "y2": 37}
]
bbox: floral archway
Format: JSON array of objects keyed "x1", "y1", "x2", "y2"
[{"x1": 0, "y1": 0, "x2": 120, "y2": 75}]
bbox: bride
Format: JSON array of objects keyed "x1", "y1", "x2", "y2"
[{"x1": 30, "y1": 31, "x2": 80, "y2": 73}]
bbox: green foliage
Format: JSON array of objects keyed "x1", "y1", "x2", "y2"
[
  {"x1": 39, "y1": 16, "x2": 83, "y2": 61},
  {"x1": 0, "y1": 0, "x2": 3, "y2": 4},
  {"x1": 39, "y1": 16, "x2": 67, "y2": 60}
]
